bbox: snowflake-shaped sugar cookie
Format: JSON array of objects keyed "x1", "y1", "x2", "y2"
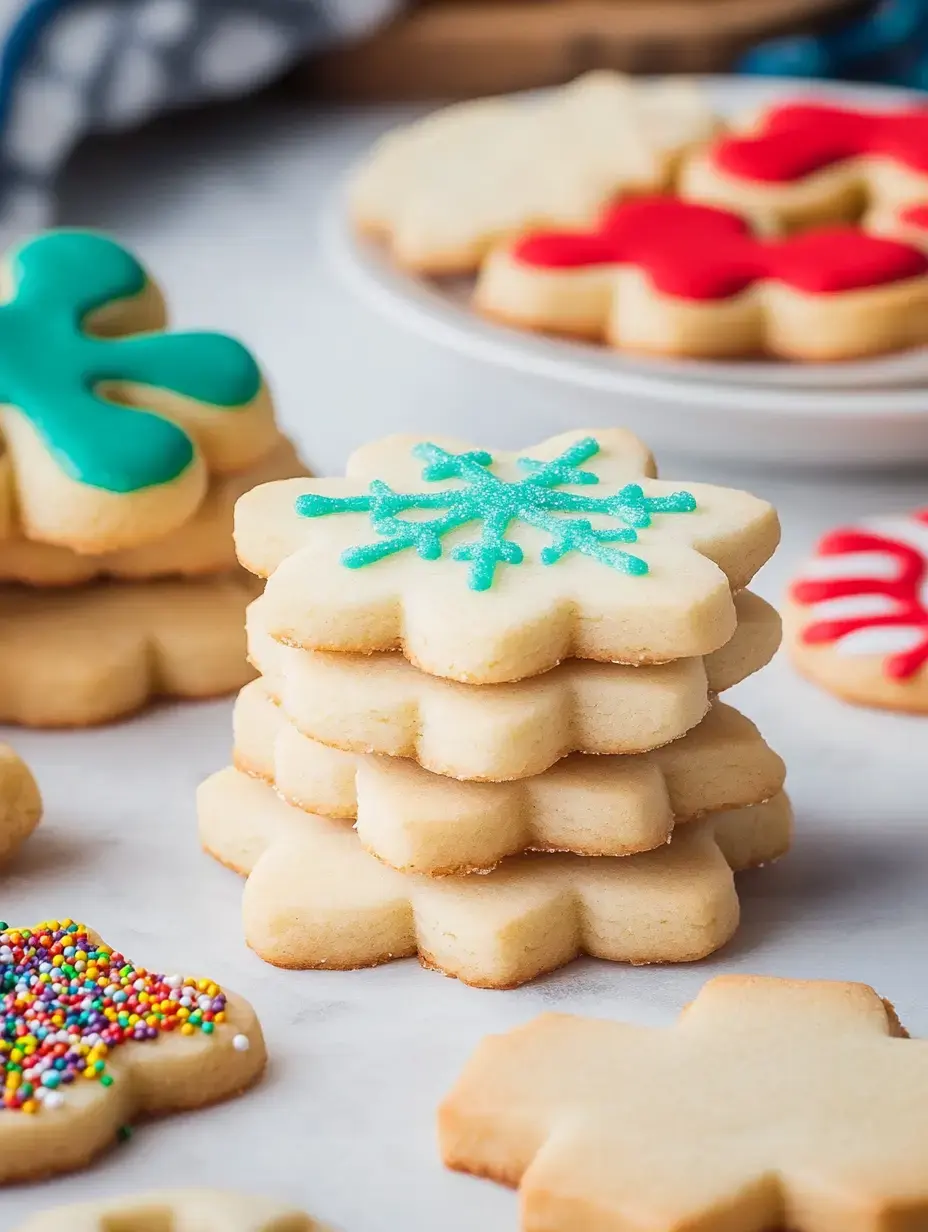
[
  {"x1": 441, "y1": 975, "x2": 928, "y2": 1230},
  {"x1": 17, "y1": 1191, "x2": 325, "y2": 1231},
  {"x1": 235, "y1": 429, "x2": 779, "y2": 684},
  {"x1": 0, "y1": 229, "x2": 278, "y2": 553},
  {"x1": 350, "y1": 72, "x2": 719, "y2": 273},
  {"x1": 0, "y1": 921, "x2": 266, "y2": 1182},
  {"x1": 235, "y1": 680, "x2": 786, "y2": 875},
  {"x1": 199, "y1": 765, "x2": 792, "y2": 989},
  {"x1": 246, "y1": 588, "x2": 781, "y2": 781}
]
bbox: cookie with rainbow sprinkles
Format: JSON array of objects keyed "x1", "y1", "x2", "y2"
[{"x1": 0, "y1": 920, "x2": 266, "y2": 1183}]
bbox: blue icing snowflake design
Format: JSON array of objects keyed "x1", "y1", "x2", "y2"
[{"x1": 296, "y1": 438, "x2": 697, "y2": 592}]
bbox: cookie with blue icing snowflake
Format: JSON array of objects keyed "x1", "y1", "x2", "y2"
[{"x1": 236, "y1": 429, "x2": 779, "y2": 684}]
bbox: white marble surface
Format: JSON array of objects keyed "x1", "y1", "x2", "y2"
[{"x1": 2, "y1": 96, "x2": 928, "y2": 1230}]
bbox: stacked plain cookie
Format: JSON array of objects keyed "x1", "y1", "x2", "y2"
[
  {"x1": 200, "y1": 427, "x2": 785, "y2": 989},
  {"x1": 0, "y1": 228, "x2": 306, "y2": 727}
]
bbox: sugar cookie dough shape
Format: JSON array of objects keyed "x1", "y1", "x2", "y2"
[
  {"x1": 0, "y1": 229, "x2": 278, "y2": 554},
  {"x1": 785, "y1": 509, "x2": 928, "y2": 713},
  {"x1": 246, "y1": 588, "x2": 781, "y2": 779},
  {"x1": 0, "y1": 574, "x2": 259, "y2": 727},
  {"x1": 199, "y1": 765, "x2": 791, "y2": 989},
  {"x1": 0, "y1": 435, "x2": 303, "y2": 586},
  {"x1": 15, "y1": 1191, "x2": 325, "y2": 1231},
  {"x1": 681, "y1": 100, "x2": 928, "y2": 234},
  {"x1": 350, "y1": 72, "x2": 719, "y2": 274},
  {"x1": 0, "y1": 921, "x2": 266, "y2": 1184},
  {"x1": 0, "y1": 745, "x2": 41, "y2": 866},
  {"x1": 235, "y1": 429, "x2": 779, "y2": 684},
  {"x1": 475, "y1": 196, "x2": 928, "y2": 361},
  {"x1": 440, "y1": 974, "x2": 928, "y2": 1231},
  {"x1": 235, "y1": 681, "x2": 786, "y2": 874}
]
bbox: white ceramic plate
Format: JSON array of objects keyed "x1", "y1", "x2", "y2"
[{"x1": 329, "y1": 76, "x2": 928, "y2": 466}]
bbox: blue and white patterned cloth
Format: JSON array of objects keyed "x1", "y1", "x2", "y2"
[
  {"x1": 0, "y1": 0, "x2": 399, "y2": 236},
  {"x1": 739, "y1": 0, "x2": 928, "y2": 91}
]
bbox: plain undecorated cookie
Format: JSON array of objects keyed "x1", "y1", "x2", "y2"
[
  {"x1": 0, "y1": 921, "x2": 266, "y2": 1183},
  {"x1": 351, "y1": 71, "x2": 718, "y2": 274},
  {"x1": 440, "y1": 974, "x2": 924, "y2": 1231},
  {"x1": 247, "y1": 588, "x2": 781, "y2": 780},
  {"x1": 0, "y1": 745, "x2": 42, "y2": 867},
  {"x1": 15, "y1": 1190, "x2": 325, "y2": 1231},
  {"x1": 235, "y1": 681, "x2": 786, "y2": 874},
  {"x1": 198, "y1": 766, "x2": 791, "y2": 989},
  {"x1": 786, "y1": 508, "x2": 928, "y2": 712},
  {"x1": 0, "y1": 229, "x2": 278, "y2": 555},
  {"x1": 235, "y1": 429, "x2": 779, "y2": 684},
  {"x1": 0, "y1": 574, "x2": 260, "y2": 727}
]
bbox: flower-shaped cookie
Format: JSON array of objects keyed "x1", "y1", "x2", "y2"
[
  {"x1": 236, "y1": 681, "x2": 786, "y2": 875},
  {"x1": 441, "y1": 974, "x2": 928, "y2": 1231},
  {"x1": 0, "y1": 230, "x2": 278, "y2": 554},
  {"x1": 0, "y1": 747, "x2": 41, "y2": 868},
  {"x1": 247, "y1": 588, "x2": 780, "y2": 779},
  {"x1": 235, "y1": 429, "x2": 779, "y2": 684},
  {"x1": 476, "y1": 197, "x2": 928, "y2": 360},
  {"x1": 199, "y1": 765, "x2": 791, "y2": 988},
  {"x1": 17, "y1": 1191, "x2": 325, "y2": 1231},
  {"x1": 681, "y1": 100, "x2": 928, "y2": 233},
  {"x1": 786, "y1": 509, "x2": 928, "y2": 712},
  {"x1": 351, "y1": 72, "x2": 719, "y2": 273},
  {"x1": 0, "y1": 574, "x2": 258, "y2": 727},
  {"x1": 0, "y1": 920, "x2": 266, "y2": 1182}
]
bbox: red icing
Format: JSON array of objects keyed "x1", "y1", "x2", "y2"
[
  {"x1": 790, "y1": 511, "x2": 928, "y2": 680},
  {"x1": 901, "y1": 203, "x2": 928, "y2": 230},
  {"x1": 713, "y1": 102, "x2": 928, "y2": 183},
  {"x1": 512, "y1": 197, "x2": 928, "y2": 301}
]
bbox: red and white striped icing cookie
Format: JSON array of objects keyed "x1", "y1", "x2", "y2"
[{"x1": 786, "y1": 510, "x2": 928, "y2": 712}]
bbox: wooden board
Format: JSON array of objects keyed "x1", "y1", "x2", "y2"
[{"x1": 303, "y1": 0, "x2": 862, "y2": 99}]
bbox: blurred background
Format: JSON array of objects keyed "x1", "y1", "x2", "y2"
[
  {"x1": 2, "y1": 0, "x2": 925, "y2": 478},
  {"x1": 3, "y1": 0, "x2": 926, "y2": 240}
]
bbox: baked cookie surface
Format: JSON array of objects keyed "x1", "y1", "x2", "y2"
[
  {"x1": 787, "y1": 509, "x2": 928, "y2": 711},
  {"x1": 0, "y1": 920, "x2": 266, "y2": 1182},
  {"x1": 440, "y1": 974, "x2": 924, "y2": 1230}
]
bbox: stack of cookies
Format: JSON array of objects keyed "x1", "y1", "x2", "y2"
[
  {"x1": 0, "y1": 229, "x2": 305, "y2": 727},
  {"x1": 200, "y1": 427, "x2": 786, "y2": 989}
]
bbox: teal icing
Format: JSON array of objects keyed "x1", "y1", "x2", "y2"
[
  {"x1": 0, "y1": 230, "x2": 262, "y2": 492},
  {"x1": 296, "y1": 437, "x2": 697, "y2": 591}
]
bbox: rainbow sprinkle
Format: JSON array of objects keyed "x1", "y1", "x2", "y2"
[{"x1": 1, "y1": 920, "x2": 229, "y2": 1114}]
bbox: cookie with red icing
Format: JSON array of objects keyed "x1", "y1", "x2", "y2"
[
  {"x1": 680, "y1": 101, "x2": 928, "y2": 234},
  {"x1": 867, "y1": 201, "x2": 928, "y2": 253},
  {"x1": 786, "y1": 510, "x2": 928, "y2": 713},
  {"x1": 475, "y1": 196, "x2": 928, "y2": 360}
]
